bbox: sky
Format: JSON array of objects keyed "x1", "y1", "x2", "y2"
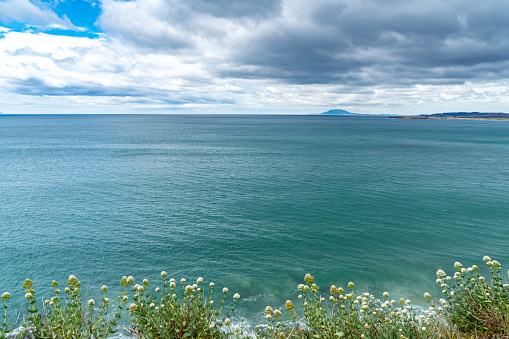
[{"x1": 0, "y1": 0, "x2": 508, "y2": 115}]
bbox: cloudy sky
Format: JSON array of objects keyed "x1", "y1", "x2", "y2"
[{"x1": 1, "y1": 0, "x2": 508, "y2": 114}]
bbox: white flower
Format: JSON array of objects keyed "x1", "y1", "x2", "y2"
[
  {"x1": 424, "y1": 292, "x2": 431, "y2": 300},
  {"x1": 88, "y1": 299, "x2": 95, "y2": 307},
  {"x1": 122, "y1": 296, "x2": 128, "y2": 302},
  {"x1": 155, "y1": 287, "x2": 160, "y2": 292},
  {"x1": 298, "y1": 294, "x2": 302, "y2": 299},
  {"x1": 436, "y1": 269, "x2": 446, "y2": 278},
  {"x1": 161, "y1": 271, "x2": 167, "y2": 279},
  {"x1": 266, "y1": 314, "x2": 272, "y2": 319},
  {"x1": 143, "y1": 279, "x2": 149, "y2": 285},
  {"x1": 101, "y1": 285, "x2": 108, "y2": 292},
  {"x1": 467, "y1": 267, "x2": 473, "y2": 272},
  {"x1": 233, "y1": 293, "x2": 240, "y2": 299},
  {"x1": 209, "y1": 282, "x2": 214, "y2": 287},
  {"x1": 472, "y1": 265, "x2": 479, "y2": 271},
  {"x1": 127, "y1": 276, "x2": 134, "y2": 284},
  {"x1": 274, "y1": 309, "x2": 282, "y2": 317},
  {"x1": 223, "y1": 287, "x2": 228, "y2": 293},
  {"x1": 129, "y1": 303, "x2": 137, "y2": 312},
  {"x1": 210, "y1": 300, "x2": 214, "y2": 304},
  {"x1": 479, "y1": 276, "x2": 485, "y2": 282},
  {"x1": 1, "y1": 292, "x2": 10, "y2": 300},
  {"x1": 265, "y1": 306, "x2": 274, "y2": 315},
  {"x1": 25, "y1": 293, "x2": 33, "y2": 299},
  {"x1": 492, "y1": 260, "x2": 501, "y2": 268},
  {"x1": 461, "y1": 268, "x2": 467, "y2": 273},
  {"x1": 348, "y1": 282, "x2": 355, "y2": 289},
  {"x1": 169, "y1": 278, "x2": 175, "y2": 283},
  {"x1": 137, "y1": 285, "x2": 144, "y2": 292},
  {"x1": 224, "y1": 318, "x2": 230, "y2": 325},
  {"x1": 197, "y1": 277, "x2": 203, "y2": 284},
  {"x1": 103, "y1": 298, "x2": 110, "y2": 303},
  {"x1": 383, "y1": 292, "x2": 389, "y2": 298},
  {"x1": 150, "y1": 303, "x2": 155, "y2": 308},
  {"x1": 170, "y1": 282, "x2": 176, "y2": 288},
  {"x1": 181, "y1": 278, "x2": 186, "y2": 284},
  {"x1": 298, "y1": 284, "x2": 305, "y2": 291},
  {"x1": 483, "y1": 256, "x2": 492, "y2": 262}
]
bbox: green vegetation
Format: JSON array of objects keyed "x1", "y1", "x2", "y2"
[{"x1": 2, "y1": 257, "x2": 509, "y2": 338}]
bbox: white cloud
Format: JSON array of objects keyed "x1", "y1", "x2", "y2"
[
  {"x1": 1, "y1": 0, "x2": 509, "y2": 114},
  {"x1": 0, "y1": 0, "x2": 82, "y2": 30}
]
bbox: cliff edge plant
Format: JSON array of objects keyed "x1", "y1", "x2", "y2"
[{"x1": 126, "y1": 272, "x2": 243, "y2": 338}]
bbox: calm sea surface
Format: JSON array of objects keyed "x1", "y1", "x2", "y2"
[{"x1": 1, "y1": 114, "x2": 509, "y2": 327}]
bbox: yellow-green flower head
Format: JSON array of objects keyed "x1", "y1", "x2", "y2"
[
  {"x1": 49, "y1": 301, "x2": 54, "y2": 306},
  {"x1": 424, "y1": 292, "x2": 431, "y2": 301},
  {"x1": 298, "y1": 284, "x2": 305, "y2": 291},
  {"x1": 137, "y1": 285, "x2": 144, "y2": 292},
  {"x1": 405, "y1": 299, "x2": 410, "y2": 304},
  {"x1": 399, "y1": 298, "x2": 405, "y2": 304},
  {"x1": 233, "y1": 293, "x2": 240, "y2": 299},
  {"x1": 483, "y1": 256, "x2": 492, "y2": 262},
  {"x1": 122, "y1": 296, "x2": 128, "y2": 302},
  {"x1": 348, "y1": 282, "x2": 355, "y2": 289},
  {"x1": 25, "y1": 293, "x2": 33, "y2": 299},
  {"x1": 143, "y1": 279, "x2": 149, "y2": 286},
  {"x1": 436, "y1": 270, "x2": 446, "y2": 278},
  {"x1": 51, "y1": 280, "x2": 58, "y2": 288},
  {"x1": 454, "y1": 262, "x2": 463, "y2": 271},
  {"x1": 127, "y1": 276, "x2": 134, "y2": 284},
  {"x1": 44, "y1": 300, "x2": 49, "y2": 305},
  {"x1": 304, "y1": 285, "x2": 310, "y2": 292},
  {"x1": 170, "y1": 282, "x2": 176, "y2": 289},
  {"x1": 311, "y1": 283, "x2": 319, "y2": 291},
  {"x1": 101, "y1": 285, "x2": 108, "y2": 293},
  {"x1": 383, "y1": 292, "x2": 389, "y2": 298},
  {"x1": 104, "y1": 298, "x2": 110, "y2": 303},
  {"x1": 492, "y1": 260, "x2": 501, "y2": 268},
  {"x1": 304, "y1": 274, "x2": 314, "y2": 284},
  {"x1": 329, "y1": 296, "x2": 337, "y2": 302},
  {"x1": 364, "y1": 323, "x2": 369, "y2": 329},
  {"x1": 88, "y1": 299, "x2": 95, "y2": 307},
  {"x1": 197, "y1": 277, "x2": 203, "y2": 284},
  {"x1": 181, "y1": 278, "x2": 186, "y2": 284},
  {"x1": 234, "y1": 326, "x2": 240, "y2": 333},
  {"x1": 209, "y1": 282, "x2": 214, "y2": 287},
  {"x1": 472, "y1": 265, "x2": 479, "y2": 271},
  {"x1": 185, "y1": 285, "x2": 194, "y2": 293},
  {"x1": 129, "y1": 303, "x2": 137, "y2": 312},
  {"x1": 274, "y1": 309, "x2": 282, "y2": 317},
  {"x1": 161, "y1": 271, "x2": 167, "y2": 279},
  {"x1": 224, "y1": 318, "x2": 230, "y2": 325},
  {"x1": 120, "y1": 276, "x2": 128, "y2": 287},
  {"x1": 22, "y1": 278, "x2": 33, "y2": 289},
  {"x1": 223, "y1": 287, "x2": 228, "y2": 294},
  {"x1": 67, "y1": 275, "x2": 79, "y2": 287},
  {"x1": 453, "y1": 272, "x2": 461, "y2": 280},
  {"x1": 330, "y1": 285, "x2": 338, "y2": 294},
  {"x1": 265, "y1": 306, "x2": 274, "y2": 315},
  {"x1": 54, "y1": 288, "x2": 60, "y2": 294},
  {"x1": 1, "y1": 292, "x2": 10, "y2": 300},
  {"x1": 285, "y1": 300, "x2": 295, "y2": 311}
]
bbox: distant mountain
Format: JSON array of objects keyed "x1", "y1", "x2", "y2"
[{"x1": 318, "y1": 109, "x2": 359, "y2": 115}]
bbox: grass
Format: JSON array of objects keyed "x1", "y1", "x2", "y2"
[{"x1": 2, "y1": 257, "x2": 509, "y2": 338}]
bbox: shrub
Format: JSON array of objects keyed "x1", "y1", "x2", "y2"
[
  {"x1": 7, "y1": 276, "x2": 122, "y2": 339},
  {"x1": 433, "y1": 256, "x2": 509, "y2": 336},
  {"x1": 126, "y1": 272, "x2": 243, "y2": 338},
  {"x1": 260, "y1": 274, "x2": 439, "y2": 339}
]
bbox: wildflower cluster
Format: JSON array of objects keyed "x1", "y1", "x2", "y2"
[
  {"x1": 261, "y1": 274, "x2": 437, "y2": 339},
  {"x1": 433, "y1": 256, "x2": 509, "y2": 335},
  {"x1": 126, "y1": 273, "x2": 243, "y2": 338}
]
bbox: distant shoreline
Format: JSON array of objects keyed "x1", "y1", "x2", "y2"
[{"x1": 390, "y1": 116, "x2": 509, "y2": 121}]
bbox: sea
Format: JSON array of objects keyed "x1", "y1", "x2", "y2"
[{"x1": 1, "y1": 114, "x2": 509, "y2": 332}]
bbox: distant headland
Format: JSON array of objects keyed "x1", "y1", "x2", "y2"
[{"x1": 391, "y1": 112, "x2": 509, "y2": 120}]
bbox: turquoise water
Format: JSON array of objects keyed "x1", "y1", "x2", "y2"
[{"x1": 1, "y1": 114, "x2": 509, "y2": 327}]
